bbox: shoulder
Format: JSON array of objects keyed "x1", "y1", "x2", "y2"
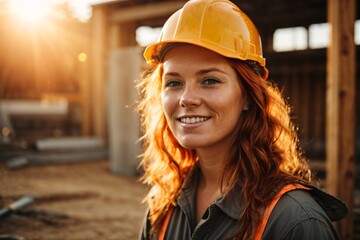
[{"x1": 262, "y1": 189, "x2": 341, "y2": 240}]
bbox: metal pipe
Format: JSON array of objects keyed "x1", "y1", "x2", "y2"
[{"x1": 0, "y1": 195, "x2": 34, "y2": 219}]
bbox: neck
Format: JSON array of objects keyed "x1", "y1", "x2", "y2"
[{"x1": 197, "y1": 151, "x2": 224, "y2": 190}]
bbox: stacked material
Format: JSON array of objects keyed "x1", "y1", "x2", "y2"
[{"x1": 6, "y1": 137, "x2": 108, "y2": 169}]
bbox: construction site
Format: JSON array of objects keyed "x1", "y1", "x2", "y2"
[{"x1": 0, "y1": 0, "x2": 359, "y2": 239}]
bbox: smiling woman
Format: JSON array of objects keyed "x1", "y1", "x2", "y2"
[{"x1": 137, "y1": 0, "x2": 348, "y2": 240}]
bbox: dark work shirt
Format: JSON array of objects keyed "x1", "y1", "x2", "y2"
[{"x1": 139, "y1": 167, "x2": 348, "y2": 240}]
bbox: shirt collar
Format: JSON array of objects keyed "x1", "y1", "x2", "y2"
[
  {"x1": 214, "y1": 182, "x2": 243, "y2": 220},
  {"x1": 178, "y1": 164, "x2": 244, "y2": 221}
]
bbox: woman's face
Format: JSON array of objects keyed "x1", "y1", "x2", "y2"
[{"x1": 161, "y1": 44, "x2": 246, "y2": 151}]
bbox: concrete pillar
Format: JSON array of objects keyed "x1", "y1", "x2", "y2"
[{"x1": 107, "y1": 47, "x2": 141, "y2": 175}]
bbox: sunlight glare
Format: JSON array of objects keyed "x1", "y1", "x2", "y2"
[
  {"x1": 78, "y1": 52, "x2": 87, "y2": 62},
  {"x1": 8, "y1": 0, "x2": 51, "y2": 24}
]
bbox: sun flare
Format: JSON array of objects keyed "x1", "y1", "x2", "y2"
[{"x1": 8, "y1": 0, "x2": 52, "y2": 24}]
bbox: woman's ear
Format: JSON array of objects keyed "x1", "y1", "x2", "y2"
[
  {"x1": 243, "y1": 96, "x2": 249, "y2": 111},
  {"x1": 243, "y1": 102, "x2": 249, "y2": 111}
]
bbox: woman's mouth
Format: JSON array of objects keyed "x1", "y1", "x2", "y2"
[{"x1": 179, "y1": 117, "x2": 211, "y2": 124}]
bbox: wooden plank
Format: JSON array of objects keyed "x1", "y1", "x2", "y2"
[
  {"x1": 109, "y1": 1, "x2": 185, "y2": 23},
  {"x1": 326, "y1": 0, "x2": 356, "y2": 239}
]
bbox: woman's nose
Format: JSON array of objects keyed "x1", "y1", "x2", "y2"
[{"x1": 179, "y1": 85, "x2": 201, "y2": 108}]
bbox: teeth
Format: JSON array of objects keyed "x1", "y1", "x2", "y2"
[{"x1": 180, "y1": 117, "x2": 209, "y2": 124}]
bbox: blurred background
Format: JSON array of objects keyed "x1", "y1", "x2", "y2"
[{"x1": 0, "y1": 0, "x2": 359, "y2": 239}]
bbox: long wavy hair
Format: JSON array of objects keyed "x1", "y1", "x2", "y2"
[{"x1": 137, "y1": 54, "x2": 312, "y2": 239}]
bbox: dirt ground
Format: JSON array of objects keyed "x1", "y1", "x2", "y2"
[{"x1": 0, "y1": 160, "x2": 149, "y2": 240}]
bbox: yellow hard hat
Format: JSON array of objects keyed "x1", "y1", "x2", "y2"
[{"x1": 144, "y1": 0, "x2": 268, "y2": 78}]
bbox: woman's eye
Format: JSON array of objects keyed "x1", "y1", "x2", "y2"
[
  {"x1": 165, "y1": 80, "x2": 182, "y2": 88},
  {"x1": 203, "y1": 78, "x2": 220, "y2": 85}
]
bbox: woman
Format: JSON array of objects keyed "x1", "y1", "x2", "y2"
[{"x1": 138, "y1": 0, "x2": 348, "y2": 239}]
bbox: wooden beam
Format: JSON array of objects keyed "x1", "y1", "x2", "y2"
[
  {"x1": 90, "y1": 6, "x2": 108, "y2": 139},
  {"x1": 109, "y1": 1, "x2": 185, "y2": 23},
  {"x1": 326, "y1": 0, "x2": 356, "y2": 239},
  {"x1": 109, "y1": 22, "x2": 137, "y2": 48}
]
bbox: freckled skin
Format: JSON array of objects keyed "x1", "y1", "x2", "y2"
[{"x1": 161, "y1": 44, "x2": 246, "y2": 155}]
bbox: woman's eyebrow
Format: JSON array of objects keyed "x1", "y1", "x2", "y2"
[
  {"x1": 162, "y1": 72, "x2": 181, "y2": 78},
  {"x1": 163, "y1": 67, "x2": 226, "y2": 78},
  {"x1": 196, "y1": 67, "x2": 227, "y2": 76}
]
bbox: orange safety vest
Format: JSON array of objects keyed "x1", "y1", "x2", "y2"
[{"x1": 158, "y1": 183, "x2": 310, "y2": 240}]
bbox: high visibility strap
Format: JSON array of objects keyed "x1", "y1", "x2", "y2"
[
  {"x1": 253, "y1": 183, "x2": 311, "y2": 240},
  {"x1": 158, "y1": 206, "x2": 174, "y2": 240}
]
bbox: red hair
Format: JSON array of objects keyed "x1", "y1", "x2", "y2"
[
  {"x1": 137, "y1": 58, "x2": 312, "y2": 239},
  {"x1": 137, "y1": 65, "x2": 197, "y2": 235},
  {"x1": 224, "y1": 60, "x2": 312, "y2": 239}
]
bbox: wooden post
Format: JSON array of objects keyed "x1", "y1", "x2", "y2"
[
  {"x1": 79, "y1": 55, "x2": 90, "y2": 136},
  {"x1": 90, "y1": 6, "x2": 108, "y2": 139},
  {"x1": 326, "y1": 0, "x2": 356, "y2": 239},
  {"x1": 109, "y1": 22, "x2": 137, "y2": 48}
]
